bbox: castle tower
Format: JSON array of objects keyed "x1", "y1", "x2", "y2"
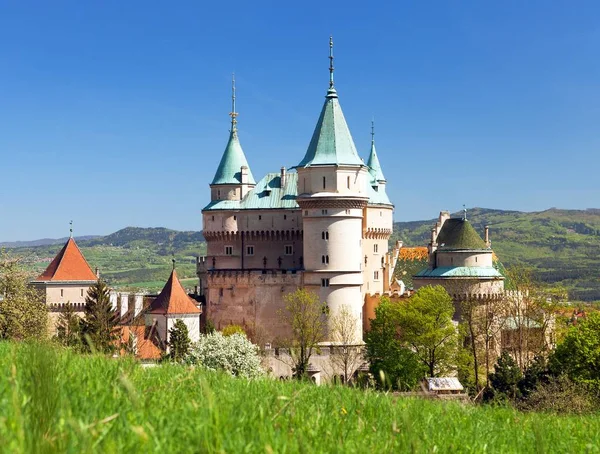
[
  {"x1": 209, "y1": 74, "x2": 256, "y2": 203},
  {"x1": 295, "y1": 37, "x2": 369, "y2": 341},
  {"x1": 30, "y1": 224, "x2": 99, "y2": 333},
  {"x1": 362, "y1": 120, "x2": 394, "y2": 296}
]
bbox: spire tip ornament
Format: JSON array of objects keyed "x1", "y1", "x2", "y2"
[
  {"x1": 69, "y1": 220, "x2": 73, "y2": 239},
  {"x1": 229, "y1": 73, "x2": 238, "y2": 133},
  {"x1": 329, "y1": 35, "x2": 334, "y2": 89}
]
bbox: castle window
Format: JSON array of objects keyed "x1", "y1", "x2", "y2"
[
  {"x1": 374, "y1": 271, "x2": 380, "y2": 281},
  {"x1": 347, "y1": 176, "x2": 351, "y2": 189},
  {"x1": 284, "y1": 215, "x2": 287, "y2": 220},
  {"x1": 322, "y1": 176, "x2": 326, "y2": 189},
  {"x1": 304, "y1": 210, "x2": 308, "y2": 216},
  {"x1": 259, "y1": 215, "x2": 262, "y2": 220},
  {"x1": 247, "y1": 246, "x2": 254, "y2": 256},
  {"x1": 225, "y1": 246, "x2": 233, "y2": 255},
  {"x1": 326, "y1": 255, "x2": 329, "y2": 264},
  {"x1": 374, "y1": 244, "x2": 378, "y2": 253},
  {"x1": 380, "y1": 211, "x2": 382, "y2": 217},
  {"x1": 233, "y1": 215, "x2": 237, "y2": 221},
  {"x1": 81, "y1": 289, "x2": 84, "y2": 297},
  {"x1": 321, "y1": 209, "x2": 328, "y2": 215},
  {"x1": 346, "y1": 209, "x2": 350, "y2": 214},
  {"x1": 322, "y1": 255, "x2": 329, "y2": 264},
  {"x1": 475, "y1": 257, "x2": 478, "y2": 263},
  {"x1": 321, "y1": 278, "x2": 330, "y2": 287},
  {"x1": 326, "y1": 231, "x2": 329, "y2": 240},
  {"x1": 60, "y1": 289, "x2": 64, "y2": 298},
  {"x1": 212, "y1": 215, "x2": 215, "y2": 221},
  {"x1": 218, "y1": 190, "x2": 221, "y2": 198},
  {"x1": 284, "y1": 245, "x2": 293, "y2": 256},
  {"x1": 322, "y1": 231, "x2": 329, "y2": 240},
  {"x1": 219, "y1": 288, "x2": 224, "y2": 297},
  {"x1": 322, "y1": 255, "x2": 326, "y2": 264}
]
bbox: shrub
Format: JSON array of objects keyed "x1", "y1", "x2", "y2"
[
  {"x1": 221, "y1": 324, "x2": 246, "y2": 337},
  {"x1": 516, "y1": 375, "x2": 600, "y2": 414},
  {"x1": 187, "y1": 332, "x2": 264, "y2": 378}
]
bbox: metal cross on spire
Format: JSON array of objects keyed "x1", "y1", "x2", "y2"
[
  {"x1": 329, "y1": 35, "x2": 335, "y2": 88},
  {"x1": 69, "y1": 220, "x2": 73, "y2": 238},
  {"x1": 463, "y1": 204, "x2": 467, "y2": 221},
  {"x1": 229, "y1": 73, "x2": 238, "y2": 133}
]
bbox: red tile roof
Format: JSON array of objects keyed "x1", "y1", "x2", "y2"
[
  {"x1": 147, "y1": 269, "x2": 201, "y2": 315},
  {"x1": 35, "y1": 238, "x2": 98, "y2": 282},
  {"x1": 120, "y1": 325, "x2": 163, "y2": 360}
]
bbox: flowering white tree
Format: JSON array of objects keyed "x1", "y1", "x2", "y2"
[{"x1": 187, "y1": 332, "x2": 264, "y2": 379}]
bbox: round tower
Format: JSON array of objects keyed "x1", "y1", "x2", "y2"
[{"x1": 296, "y1": 37, "x2": 369, "y2": 342}]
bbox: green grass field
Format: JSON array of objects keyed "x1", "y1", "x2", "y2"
[{"x1": 0, "y1": 343, "x2": 598, "y2": 453}]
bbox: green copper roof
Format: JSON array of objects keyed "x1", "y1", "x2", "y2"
[
  {"x1": 367, "y1": 140, "x2": 385, "y2": 182},
  {"x1": 211, "y1": 130, "x2": 256, "y2": 185},
  {"x1": 204, "y1": 172, "x2": 299, "y2": 211},
  {"x1": 296, "y1": 88, "x2": 364, "y2": 168},
  {"x1": 437, "y1": 218, "x2": 488, "y2": 250},
  {"x1": 415, "y1": 266, "x2": 503, "y2": 279}
]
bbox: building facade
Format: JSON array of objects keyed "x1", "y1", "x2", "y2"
[{"x1": 198, "y1": 40, "x2": 398, "y2": 344}]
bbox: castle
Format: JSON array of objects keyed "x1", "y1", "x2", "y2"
[{"x1": 197, "y1": 38, "x2": 399, "y2": 344}]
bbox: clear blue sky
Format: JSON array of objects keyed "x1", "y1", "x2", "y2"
[{"x1": 1, "y1": 1, "x2": 599, "y2": 241}]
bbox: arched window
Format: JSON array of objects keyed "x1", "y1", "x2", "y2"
[
  {"x1": 326, "y1": 255, "x2": 329, "y2": 264},
  {"x1": 322, "y1": 255, "x2": 326, "y2": 264},
  {"x1": 326, "y1": 231, "x2": 329, "y2": 240}
]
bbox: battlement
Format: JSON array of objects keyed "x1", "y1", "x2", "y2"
[{"x1": 206, "y1": 269, "x2": 303, "y2": 286}]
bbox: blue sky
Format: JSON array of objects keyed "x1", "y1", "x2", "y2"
[{"x1": 1, "y1": 1, "x2": 600, "y2": 241}]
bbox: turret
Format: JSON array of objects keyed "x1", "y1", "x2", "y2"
[
  {"x1": 210, "y1": 75, "x2": 256, "y2": 202},
  {"x1": 296, "y1": 37, "x2": 369, "y2": 342}
]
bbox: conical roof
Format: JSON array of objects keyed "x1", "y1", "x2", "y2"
[
  {"x1": 147, "y1": 269, "x2": 201, "y2": 315},
  {"x1": 211, "y1": 130, "x2": 256, "y2": 185},
  {"x1": 296, "y1": 88, "x2": 364, "y2": 168},
  {"x1": 437, "y1": 219, "x2": 488, "y2": 250},
  {"x1": 35, "y1": 238, "x2": 97, "y2": 282},
  {"x1": 367, "y1": 140, "x2": 385, "y2": 182}
]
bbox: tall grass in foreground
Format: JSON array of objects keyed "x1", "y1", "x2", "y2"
[{"x1": 0, "y1": 342, "x2": 599, "y2": 453}]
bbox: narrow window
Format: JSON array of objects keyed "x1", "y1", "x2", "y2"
[
  {"x1": 475, "y1": 257, "x2": 478, "y2": 263},
  {"x1": 233, "y1": 215, "x2": 237, "y2": 221},
  {"x1": 247, "y1": 246, "x2": 254, "y2": 256},
  {"x1": 304, "y1": 210, "x2": 308, "y2": 216},
  {"x1": 374, "y1": 244, "x2": 378, "y2": 253},
  {"x1": 284, "y1": 215, "x2": 287, "y2": 220},
  {"x1": 326, "y1": 255, "x2": 329, "y2": 264},
  {"x1": 219, "y1": 288, "x2": 224, "y2": 297},
  {"x1": 81, "y1": 289, "x2": 84, "y2": 297},
  {"x1": 60, "y1": 289, "x2": 64, "y2": 297},
  {"x1": 346, "y1": 209, "x2": 350, "y2": 214},
  {"x1": 322, "y1": 176, "x2": 326, "y2": 189},
  {"x1": 326, "y1": 231, "x2": 329, "y2": 240},
  {"x1": 374, "y1": 271, "x2": 379, "y2": 280},
  {"x1": 347, "y1": 176, "x2": 350, "y2": 189},
  {"x1": 225, "y1": 246, "x2": 233, "y2": 255},
  {"x1": 303, "y1": 178, "x2": 306, "y2": 192},
  {"x1": 321, "y1": 209, "x2": 328, "y2": 215},
  {"x1": 321, "y1": 278, "x2": 330, "y2": 287},
  {"x1": 285, "y1": 245, "x2": 293, "y2": 255},
  {"x1": 212, "y1": 215, "x2": 215, "y2": 221},
  {"x1": 259, "y1": 215, "x2": 262, "y2": 220},
  {"x1": 322, "y1": 255, "x2": 326, "y2": 264},
  {"x1": 218, "y1": 190, "x2": 221, "y2": 198},
  {"x1": 380, "y1": 211, "x2": 382, "y2": 217},
  {"x1": 321, "y1": 232, "x2": 325, "y2": 240}
]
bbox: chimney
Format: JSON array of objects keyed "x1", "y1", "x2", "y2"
[
  {"x1": 431, "y1": 228, "x2": 436, "y2": 245},
  {"x1": 133, "y1": 293, "x2": 143, "y2": 318},
  {"x1": 240, "y1": 165, "x2": 248, "y2": 184},
  {"x1": 120, "y1": 293, "x2": 129, "y2": 319},
  {"x1": 95, "y1": 267, "x2": 100, "y2": 278},
  {"x1": 484, "y1": 225, "x2": 490, "y2": 247},
  {"x1": 280, "y1": 166, "x2": 286, "y2": 187}
]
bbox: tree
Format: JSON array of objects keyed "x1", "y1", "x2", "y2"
[
  {"x1": 168, "y1": 319, "x2": 191, "y2": 362},
  {"x1": 365, "y1": 297, "x2": 426, "y2": 390},
  {"x1": 0, "y1": 251, "x2": 48, "y2": 340},
  {"x1": 549, "y1": 312, "x2": 600, "y2": 385},
  {"x1": 487, "y1": 352, "x2": 522, "y2": 401},
  {"x1": 278, "y1": 288, "x2": 328, "y2": 379},
  {"x1": 222, "y1": 324, "x2": 246, "y2": 337},
  {"x1": 81, "y1": 280, "x2": 119, "y2": 353},
  {"x1": 187, "y1": 332, "x2": 264, "y2": 378},
  {"x1": 329, "y1": 304, "x2": 364, "y2": 385},
  {"x1": 396, "y1": 286, "x2": 456, "y2": 377},
  {"x1": 55, "y1": 302, "x2": 82, "y2": 348}
]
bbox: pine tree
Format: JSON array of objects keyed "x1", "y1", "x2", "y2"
[
  {"x1": 81, "y1": 280, "x2": 119, "y2": 353},
  {"x1": 55, "y1": 302, "x2": 81, "y2": 348},
  {"x1": 168, "y1": 319, "x2": 191, "y2": 362}
]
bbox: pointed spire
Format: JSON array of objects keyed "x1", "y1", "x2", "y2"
[
  {"x1": 147, "y1": 269, "x2": 201, "y2": 315},
  {"x1": 367, "y1": 119, "x2": 386, "y2": 182},
  {"x1": 211, "y1": 75, "x2": 256, "y2": 185},
  {"x1": 230, "y1": 73, "x2": 238, "y2": 134},
  {"x1": 296, "y1": 37, "x2": 363, "y2": 168},
  {"x1": 34, "y1": 236, "x2": 97, "y2": 282}
]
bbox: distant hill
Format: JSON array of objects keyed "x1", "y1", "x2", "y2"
[
  {"x1": 8, "y1": 208, "x2": 600, "y2": 300},
  {"x1": 392, "y1": 207, "x2": 600, "y2": 301},
  {"x1": 0, "y1": 235, "x2": 99, "y2": 248}
]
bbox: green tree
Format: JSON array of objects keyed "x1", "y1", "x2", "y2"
[
  {"x1": 550, "y1": 312, "x2": 600, "y2": 385},
  {"x1": 397, "y1": 286, "x2": 456, "y2": 377},
  {"x1": 488, "y1": 352, "x2": 522, "y2": 400},
  {"x1": 330, "y1": 304, "x2": 364, "y2": 385},
  {"x1": 0, "y1": 251, "x2": 48, "y2": 340},
  {"x1": 222, "y1": 324, "x2": 246, "y2": 337},
  {"x1": 81, "y1": 280, "x2": 119, "y2": 353},
  {"x1": 169, "y1": 319, "x2": 191, "y2": 362},
  {"x1": 55, "y1": 303, "x2": 82, "y2": 348},
  {"x1": 365, "y1": 297, "x2": 425, "y2": 390},
  {"x1": 278, "y1": 288, "x2": 328, "y2": 379}
]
